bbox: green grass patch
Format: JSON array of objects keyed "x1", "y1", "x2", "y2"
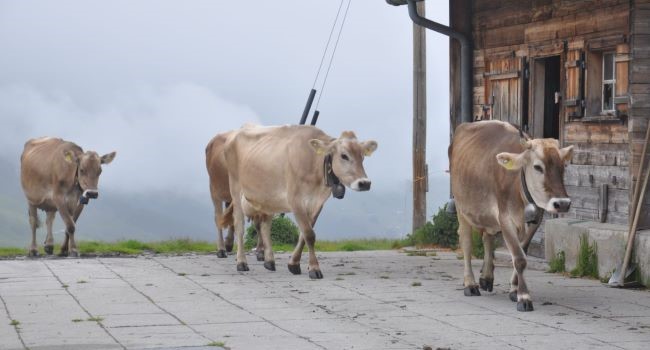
[
  {"x1": 411, "y1": 281, "x2": 422, "y2": 287},
  {"x1": 71, "y1": 319, "x2": 84, "y2": 323},
  {"x1": 0, "y1": 237, "x2": 402, "y2": 258},
  {"x1": 548, "y1": 251, "x2": 566, "y2": 273},
  {"x1": 0, "y1": 247, "x2": 24, "y2": 257},
  {"x1": 207, "y1": 341, "x2": 225, "y2": 347},
  {"x1": 87, "y1": 316, "x2": 104, "y2": 322},
  {"x1": 570, "y1": 235, "x2": 599, "y2": 279},
  {"x1": 9, "y1": 319, "x2": 19, "y2": 326}
]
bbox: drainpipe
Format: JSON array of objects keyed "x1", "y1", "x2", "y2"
[{"x1": 388, "y1": 0, "x2": 473, "y2": 125}]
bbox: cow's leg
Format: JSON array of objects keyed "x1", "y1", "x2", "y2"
[
  {"x1": 255, "y1": 221, "x2": 265, "y2": 262},
  {"x1": 233, "y1": 203, "x2": 249, "y2": 271},
  {"x1": 57, "y1": 206, "x2": 78, "y2": 257},
  {"x1": 479, "y1": 232, "x2": 495, "y2": 292},
  {"x1": 288, "y1": 208, "x2": 321, "y2": 275},
  {"x1": 294, "y1": 211, "x2": 322, "y2": 279},
  {"x1": 27, "y1": 205, "x2": 39, "y2": 257},
  {"x1": 288, "y1": 232, "x2": 305, "y2": 275},
  {"x1": 501, "y1": 219, "x2": 533, "y2": 312},
  {"x1": 259, "y1": 218, "x2": 275, "y2": 271},
  {"x1": 43, "y1": 211, "x2": 56, "y2": 255},
  {"x1": 225, "y1": 226, "x2": 234, "y2": 252},
  {"x1": 214, "y1": 203, "x2": 227, "y2": 258},
  {"x1": 459, "y1": 215, "x2": 480, "y2": 296}
]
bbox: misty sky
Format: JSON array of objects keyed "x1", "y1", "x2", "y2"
[{"x1": 0, "y1": 1, "x2": 451, "y2": 223}]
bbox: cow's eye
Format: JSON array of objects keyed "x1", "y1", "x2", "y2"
[
  {"x1": 341, "y1": 154, "x2": 350, "y2": 161},
  {"x1": 533, "y1": 165, "x2": 544, "y2": 174}
]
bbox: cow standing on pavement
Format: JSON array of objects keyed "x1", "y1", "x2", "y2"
[
  {"x1": 20, "y1": 137, "x2": 116, "y2": 257},
  {"x1": 221, "y1": 125, "x2": 377, "y2": 279},
  {"x1": 206, "y1": 130, "x2": 264, "y2": 260},
  {"x1": 449, "y1": 120, "x2": 572, "y2": 311}
]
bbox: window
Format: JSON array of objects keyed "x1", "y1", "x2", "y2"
[{"x1": 602, "y1": 52, "x2": 616, "y2": 112}]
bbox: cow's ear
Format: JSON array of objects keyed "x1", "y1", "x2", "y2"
[
  {"x1": 559, "y1": 145, "x2": 573, "y2": 163},
  {"x1": 361, "y1": 140, "x2": 378, "y2": 157},
  {"x1": 309, "y1": 139, "x2": 332, "y2": 155},
  {"x1": 100, "y1": 152, "x2": 116, "y2": 165},
  {"x1": 63, "y1": 150, "x2": 77, "y2": 164},
  {"x1": 496, "y1": 152, "x2": 527, "y2": 171}
]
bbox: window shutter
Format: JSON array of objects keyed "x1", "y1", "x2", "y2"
[
  {"x1": 484, "y1": 56, "x2": 524, "y2": 125},
  {"x1": 564, "y1": 49, "x2": 585, "y2": 118},
  {"x1": 614, "y1": 43, "x2": 630, "y2": 114}
]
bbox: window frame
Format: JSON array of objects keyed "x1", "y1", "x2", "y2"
[{"x1": 601, "y1": 51, "x2": 616, "y2": 113}]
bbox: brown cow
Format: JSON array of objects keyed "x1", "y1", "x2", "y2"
[
  {"x1": 221, "y1": 125, "x2": 377, "y2": 278},
  {"x1": 205, "y1": 130, "x2": 264, "y2": 259},
  {"x1": 449, "y1": 120, "x2": 572, "y2": 312},
  {"x1": 20, "y1": 137, "x2": 115, "y2": 257}
]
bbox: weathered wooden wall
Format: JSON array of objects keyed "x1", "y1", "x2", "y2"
[
  {"x1": 629, "y1": 0, "x2": 650, "y2": 228},
  {"x1": 467, "y1": 0, "x2": 632, "y2": 225}
]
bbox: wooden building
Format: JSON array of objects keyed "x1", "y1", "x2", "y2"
[{"x1": 449, "y1": 0, "x2": 649, "y2": 241}]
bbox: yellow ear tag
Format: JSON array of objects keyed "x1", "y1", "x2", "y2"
[
  {"x1": 502, "y1": 159, "x2": 514, "y2": 169},
  {"x1": 65, "y1": 153, "x2": 73, "y2": 162},
  {"x1": 316, "y1": 148, "x2": 325, "y2": 155}
]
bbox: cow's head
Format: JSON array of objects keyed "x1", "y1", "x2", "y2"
[
  {"x1": 64, "y1": 150, "x2": 116, "y2": 200},
  {"x1": 310, "y1": 131, "x2": 378, "y2": 191},
  {"x1": 496, "y1": 138, "x2": 573, "y2": 213}
]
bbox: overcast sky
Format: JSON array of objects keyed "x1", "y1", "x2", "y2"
[{"x1": 0, "y1": 0, "x2": 450, "y2": 216}]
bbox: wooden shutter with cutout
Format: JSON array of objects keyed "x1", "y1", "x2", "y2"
[
  {"x1": 615, "y1": 43, "x2": 630, "y2": 115},
  {"x1": 565, "y1": 49, "x2": 585, "y2": 119}
]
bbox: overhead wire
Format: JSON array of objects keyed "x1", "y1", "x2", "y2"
[
  {"x1": 311, "y1": 0, "x2": 346, "y2": 91},
  {"x1": 314, "y1": 0, "x2": 352, "y2": 111}
]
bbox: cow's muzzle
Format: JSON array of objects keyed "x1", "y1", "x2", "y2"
[
  {"x1": 83, "y1": 189, "x2": 99, "y2": 200},
  {"x1": 352, "y1": 178, "x2": 371, "y2": 192},
  {"x1": 547, "y1": 198, "x2": 571, "y2": 213}
]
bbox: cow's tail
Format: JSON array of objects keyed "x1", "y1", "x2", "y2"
[{"x1": 218, "y1": 202, "x2": 234, "y2": 229}]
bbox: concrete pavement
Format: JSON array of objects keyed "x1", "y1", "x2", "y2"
[{"x1": 0, "y1": 250, "x2": 649, "y2": 350}]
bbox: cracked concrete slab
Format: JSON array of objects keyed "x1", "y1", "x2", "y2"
[{"x1": 0, "y1": 250, "x2": 648, "y2": 350}]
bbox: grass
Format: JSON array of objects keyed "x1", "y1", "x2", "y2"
[
  {"x1": 87, "y1": 316, "x2": 104, "y2": 322},
  {"x1": 571, "y1": 235, "x2": 599, "y2": 279},
  {"x1": 548, "y1": 251, "x2": 566, "y2": 273},
  {"x1": 9, "y1": 319, "x2": 19, "y2": 326},
  {"x1": 71, "y1": 319, "x2": 83, "y2": 323},
  {"x1": 0, "y1": 238, "x2": 405, "y2": 258},
  {"x1": 207, "y1": 341, "x2": 225, "y2": 347}
]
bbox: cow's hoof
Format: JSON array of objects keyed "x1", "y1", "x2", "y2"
[
  {"x1": 28, "y1": 250, "x2": 38, "y2": 258},
  {"x1": 264, "y1": 261, "x2": 276, "y2": 271},
  {"x1": 509, "y1": 291, "x2": 518, "y2": 302},
  {"x1": 216, "y1": 250, "x2": 227, "y2": 258},
  {"x1": 517, "y1": 300, "x2": 534, "y2": 312},
  {"x1": 225, "y1": 244, "x2": 233, "y2": 253},
  {"x1": 236, "y1": 262, "x2": 249, "y2": 272},
  {"x1": 463, "y1": 286, "x2": 481, "y2": 296},
  {"x1": 288, "y1": 263, "x2": 301, "y2": 275},
  {"x1": 479, "y1": 277, "x2": 493, "y2": 292},
  {"x1": 44, "y1": 245, "x2": 54, "y2": 255},
  {"x1": 308, "y1": 269, "x2": 323, "y2": 279},
  {"x1": 256, "y1": 250, "x2": 265, "y2": 262},
  {"x1": 69, "y1": 251, "x2": 79, "y2": 258}
]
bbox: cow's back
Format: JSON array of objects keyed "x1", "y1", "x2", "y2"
[
  {"x1": 450, "y1": 121, "x2": 524, "y2": 230},
  {"x1": 21, "y1": 137, "x2": 81, "y2": 207},
  {"x1": 225, "y1": 125, "x2": 331, "y2": 213}
]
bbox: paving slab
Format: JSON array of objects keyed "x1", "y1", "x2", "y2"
[{"x1": 0, "y1": 250, "x2": 649, "y2": 349}]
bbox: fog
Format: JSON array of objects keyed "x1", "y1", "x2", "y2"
[{"x1": 0, "y1": 1, "x2": 451, "y2": 245}]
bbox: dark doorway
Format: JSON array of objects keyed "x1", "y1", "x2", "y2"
[
  {"x1": 532, "y1": 56, "x2": 561, "y2": 139},
  {"x1": 543, "y1": 56, "x2": 561, "y2": 139}
]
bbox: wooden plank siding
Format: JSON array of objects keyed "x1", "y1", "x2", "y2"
[
  {"x1": 629, "y1": 1, "x2": 650, "y2": 228},
  {"x1": 466, "y1": 0, "x2": 633, "y2": 226}
]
